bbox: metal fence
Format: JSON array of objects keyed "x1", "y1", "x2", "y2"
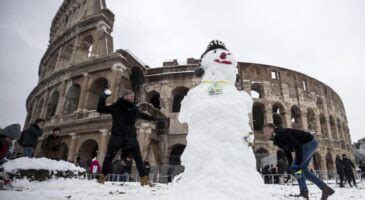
[
  {"x1": 260, "y1": 171, "x2": 365, "y2": 185},
  {"x1": 83, "y1": 171, "x2": 364, "y2": 185}
]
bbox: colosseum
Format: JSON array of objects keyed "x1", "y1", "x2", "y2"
[{"x1": 22, "y1": 0, "x2": 354, "y2": 180}]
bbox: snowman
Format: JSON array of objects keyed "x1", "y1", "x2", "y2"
[{"x1": 167, "y1": 40, "x2": 272, "y2": 199}]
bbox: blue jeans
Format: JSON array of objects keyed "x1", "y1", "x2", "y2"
[
  {"x1": 294, "y1": 139, "x2": 327, "y2": 192},
  {"x1": 23, "y1": 147, "x2": 35, "y2": 158}
]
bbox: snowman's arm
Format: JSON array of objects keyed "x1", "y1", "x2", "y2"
[{"x1": 178, "y1": 94, "x2": 189, "y2": 123}]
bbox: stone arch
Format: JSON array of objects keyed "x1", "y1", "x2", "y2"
[
  {"x1": 316, "y1": 97, "x2": 324, "y2": 111},
  {"x1": 36, "y1": 98, "x2": 45, "y2": 119},
  {"x1": 325, "y1": 151, "x2": 334, "y2": 171},
  {"x1": 276, "y1": 150, "x2": 287, "y2": 173},
  {"x1": 172, "y1": 87, "x2": 189, "y2": 113},
  {"x1": 86, "y1": 78, "x2": 109, "y2": 110},
  {"x1": 307, "y1": 108, "x2": 316, "y2": 132},
  {"x1": 329, "y1": 116, "x2": 337, "y2": 140},
  {"x1": 81, "y1": 35, "x2": 94, "y2": 59},
  {"x1": 47, "y1": 52, "x2": 58, "y2": 75},
  {"x1": 342, "y1": 122, "x2": 348, "y2": 142},
  {"x1": 169, "y1": 144, "x2": 186, "y2": 165},
  {"x1": 46, "y1": 91, "x2": 60, "y2": 119},
  {"x1": 290, "y1": 105, "x2": 302, "y2": 129},
  {"x1": 325, "y1": 151, "x2": 335, "y2": 179},
  {"x1": 313, "y1": 152, "x2": 322, "y2": 171},
  {"x1": 272, "y1": 102, "x2": 286, "y2": 128},
  {"x1": 337, "y1": 119, "x2": 343, "y2": 139},
  {"x1": 130, "y1": 67, "x2": 145, "y2": 92},
  {"x1": 60, "y1": 143, "x2": 69, "y2": 161},
  {"x1": 253, "y1": 102, "x2": 266, "y2": 131},
  {"x1": 320, "y1": 114, "x2": 329, "y2": 138},
  {"x1": 251, "y1": 82, "x2": 264, "y2": 98},
  {"x1": 58, "y1": 42, "x2": 74, "y2": 67},
  {"x1": 146, "y1": 90, "x2": 161, "y2": 109},
  {"x1": 77, "y1": 139, "x2": 99, "y2": 168},
  {"x1": 254, "y1": 147, "x2": 270, "y2": 169},
  {"x1": 64, "y1": 84, "x2": 81, "y2": 114}
]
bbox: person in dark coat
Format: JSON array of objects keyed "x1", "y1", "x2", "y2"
[
  {"x1": 335, "y1": 155, "x2": 345, "y2": 187},
  {"x1": 43, "y1": 127, "x2": 62, "y2": 160},
  {"x1": 342, "y1": 154, "x2": 357, "y2": 187},
  {"x1": 96, "y1": 88, "x2": 162, "y2": 186},
  {"x1": 22, "y1": 119, "x2": 45, "y2": 158},
  {"x1": 0, "y1": 124, "x2": 21, "y2": 190},
  {"x1": 263, "y1": 123, "x2": 334, "y2": 200}
]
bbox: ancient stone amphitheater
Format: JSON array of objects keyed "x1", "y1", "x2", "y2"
[{"x1": 22, "y1": 0, "x2": 354, "y2": 178}]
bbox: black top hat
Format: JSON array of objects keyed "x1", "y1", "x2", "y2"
[{"x1": 200, "y1": 40, "x2": 228, "y2": 58}]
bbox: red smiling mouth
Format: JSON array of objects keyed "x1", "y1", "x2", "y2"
[{"x1": 214, "y1": 59, "x2": 232, "y2": 65}]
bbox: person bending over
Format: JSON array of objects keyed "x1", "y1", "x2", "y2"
[{"x1": 263, "y1": 123, "x2": 334, "y2": 200}]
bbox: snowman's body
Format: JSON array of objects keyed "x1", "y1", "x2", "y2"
[{"x1": 167, "y1": 47, "x2": 271, "y2": 199}]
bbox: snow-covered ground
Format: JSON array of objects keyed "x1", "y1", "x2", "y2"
[{"x1": 2, "y1": 178, "x2": 364, "y2": 200}]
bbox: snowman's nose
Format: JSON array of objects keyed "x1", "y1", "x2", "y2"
[{"x1": 220, "y1": 52, "x2": 227, "y2": 59}]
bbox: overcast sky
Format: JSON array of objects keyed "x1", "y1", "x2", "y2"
[{"x1": 0, "y1": 0, "x2": 364, "y2": 142}]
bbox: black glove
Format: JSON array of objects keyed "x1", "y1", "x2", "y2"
[{"x1": 194, "y1": 68, "x2": 205, "y2": 77}]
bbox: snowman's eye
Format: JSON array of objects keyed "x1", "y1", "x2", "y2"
[{"x1": 214, "y1": 50, "x2": 217, "y2": 53}]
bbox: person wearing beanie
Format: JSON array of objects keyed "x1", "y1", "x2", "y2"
[
  {"x1": 0, "y1": 124, "x2": 21, "y2": 190},
  {"x1": 43, "y1": 127, "x2": 62, "y2": 160},
  {"x1": 22, "y1": 118, "x2": 45, "y2": 158},
  {"x1": 96, "y1": 88, "x2": 164, "y2": 186}
]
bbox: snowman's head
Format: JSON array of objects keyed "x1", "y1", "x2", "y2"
[
  {"x1": 195, "y1": 40, "x2": 238, "y2": 82},
  {"x1": 200, "y1": 48, "x2": 237, "y2": 69}
]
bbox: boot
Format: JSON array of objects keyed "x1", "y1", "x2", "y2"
[
  {"x1": 321, "y1": 186, "x2": 335, "y2": 200},
  {"x1": 97, "y1": 173, "x2": 106, "y2": 184},
  {"x1": 140, "y1": 175, "x2": 152, "y2": 187},
  {"x1": 300, "y1": 191, "x2": 309, "y2": 199}
]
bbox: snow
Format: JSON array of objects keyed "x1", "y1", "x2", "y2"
[
  {"x1": 3, "y1": 157, "x2": 85, "y2": 173},
  {"x1": 2, "y1": 178, "x2": 365, "y2": 200}
]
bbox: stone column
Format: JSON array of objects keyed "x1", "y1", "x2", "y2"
[
  {"x1": 282, "y1": 112, "x2": 291, "y2": 129},
  {"x1": 265, "y1": 108, "x2": 273, "y2": 124},
  {"x1": 315, "y1": 114, "x2": 322, "y2": 138},
  {"x1": 325, "y1": 116, "x2": 333, "y2": 140},
  {"x1": 301, "y1": 111, "x2": 308, "y2": 131},
  {"x1": 98, "y1": 129, "x2": 110, "y2": 166},
  {"x1": 67, "y1": 133, "x2": 78, "y2": 162},
  {"x1": 77, "y1": 72, "x2": 90, "y2": 112},
  {"x1": 55, "y1": 81, "x2": 67, "y2": 117},
  {"x1": 110, "y1": 65, "x2": 124, "y2": 103}
]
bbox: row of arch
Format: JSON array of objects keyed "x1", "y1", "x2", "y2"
[
  {"x1": 28, "y1": 77, "x2": 191, "y2": 123},
  {"x1": 29, "y1": 77, "x2": 108, "y2": 122},
  {"x1": 42, "y1": 34, "x2": 95, "y2": 79},
  {"x1": 252, "y1": 102, "x2": 349, "y2": 141},
  {"x1": 249, "y1": 82, "x2": 346, "y2": 118}
]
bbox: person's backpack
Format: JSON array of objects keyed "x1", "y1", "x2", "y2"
[{"x1": 17, "y1": 130, "x2": 27, "y2": 146}]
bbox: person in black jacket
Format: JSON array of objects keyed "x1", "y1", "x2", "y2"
[
  {"x1": 342, "y1": 154, "x2": 357, "y2": 187},
  {"x1": 263, "y1": 123, "x2": 334, "y2": 200},
  {"x1": 96, "y1": 88, "x2": 160, "y2": 186},
  {"x1": 335, "y1": 155, "x2": 345, "y2": 187},
  {"x1": 22, "y1": 119, "x2": 45, "y2": 158}
]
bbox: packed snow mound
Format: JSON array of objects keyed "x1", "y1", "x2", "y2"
[{"x1": 3, "y1": 157, "x2": 85, "y2": 173}]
